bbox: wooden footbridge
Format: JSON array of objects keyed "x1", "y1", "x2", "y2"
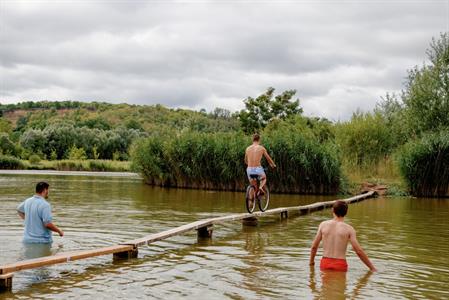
[{"x1": 0, "y1": 191, "x2": 376, "y2": 292}]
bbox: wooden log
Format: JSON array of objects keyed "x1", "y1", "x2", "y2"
[
  {"x1": 0, "y1": 273, "x2": 13, "y2": 292},
  {"x1": 0, "y1": 245, "x2": 134, "y2": 275}
]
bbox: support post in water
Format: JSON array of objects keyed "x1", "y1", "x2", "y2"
[
  {"x1": 197, "y1": 225, "x2": 213, "y2": 238},
  {"x1": 113, "y1": 246, "x2": 138, "y2": 260},
  {"x1": 0, "y1": 273, "x2": 13, "y2": 292},
  {"x1": 281, "y1": 211, "x2": 288, "y2": 219},
  {"x1": 242, "y1": 216, "x2": 258, "y2": 226}
]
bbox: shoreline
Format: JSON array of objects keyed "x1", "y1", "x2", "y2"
[{"x1": 0, "y1": 169, "x2": 142, "y2": 178}]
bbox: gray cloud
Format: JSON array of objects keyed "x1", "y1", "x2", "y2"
[{"x1": 0, "y1": 0, "x2": 447, "y2": 119}]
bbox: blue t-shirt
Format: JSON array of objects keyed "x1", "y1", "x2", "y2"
[{"x1": 17, "y1": 195, "x2": 53, "y2": 244}]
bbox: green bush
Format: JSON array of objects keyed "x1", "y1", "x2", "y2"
[
  {"x1": 0, "y1": 155, "x2": 24, "y2": 169},
  {"x1": 335, "y1": 111, "x2": 393, "y2": 167},
  {"x1": 398, "y1": 130, "x2": 449, "y2": 197},
  {"x1": 67, "y1": 145, "x2": 87, "y2": 160},
  {"x1": 29, "y1": 154, "x2": 41, "y2": 164}
]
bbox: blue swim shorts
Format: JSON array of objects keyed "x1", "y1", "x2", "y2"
[{"x1": 246, "y1": 166, "x2": 266, "y2": 180}]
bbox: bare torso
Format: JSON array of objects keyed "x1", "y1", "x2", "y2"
[
  {"x1": 320, "y1": 220, "x2": 353, "y2": 259},
  {"x1": 245, "y1": 144, "x2": 265, "y2": 167}
]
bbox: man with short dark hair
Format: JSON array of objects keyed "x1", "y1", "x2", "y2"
[
  {"x1": 244, "y1": 133, "x2": 276, "y2": 194},
  {"x1": 309, "y1": 200, "x2": 376, "y2": 272},
  {"x1": 17, "y1": 182, "x2": 64, "y2": 244}
]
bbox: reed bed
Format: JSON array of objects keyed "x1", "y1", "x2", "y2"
[{"x1": 131, "y1": 130, "x2": 341, "y2": 194}]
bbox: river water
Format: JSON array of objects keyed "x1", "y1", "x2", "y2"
[{"x1": 0, "y1": 173, "x2": 448, "y2": 299}]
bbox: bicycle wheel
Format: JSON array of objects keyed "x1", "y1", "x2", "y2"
[
  {"x1": 245, "y1": 185, "x2": 257, "y2": 213},
  {"x1": 258, "y1": 185, "x2": 270, "y2": 212}
]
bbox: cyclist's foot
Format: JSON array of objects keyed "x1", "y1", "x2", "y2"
[{"x1": 257, "y1": 188, "x2": 265, "y2": 196}]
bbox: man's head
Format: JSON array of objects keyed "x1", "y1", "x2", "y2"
[
  {"x1": 332, "y1": 200, "x2": 348, "y2": 218},
  {"x1": 36, "y1": 181, "x2": 50, "y2": 198},
  {"x1": 252, "y1": 133, "x2": 260, "y2": 143}
]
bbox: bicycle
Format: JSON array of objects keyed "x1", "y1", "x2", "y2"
[{"x1": 245, "y1": 168, "x2": 270, "y2": 213}]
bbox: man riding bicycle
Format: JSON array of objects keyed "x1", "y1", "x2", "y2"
[{"x1": 244, "y1": 133, "x2": 276, "y2": 195}]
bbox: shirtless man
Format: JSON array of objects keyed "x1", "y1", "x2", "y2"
[
  {"x1": 309, "y1": 200, "x2": 376, "y2": 272},
  {"x1": 244, "y1": 133, "x2": 276, "y2": 193}
]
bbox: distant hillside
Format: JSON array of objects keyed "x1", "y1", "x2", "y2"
[{"x1": 0, "y1": 101, "x2": 239, "y2": 134}]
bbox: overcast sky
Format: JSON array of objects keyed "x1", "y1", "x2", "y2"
[{"x1": 0, "y1": 0, "x2": 448, "y2": 120}]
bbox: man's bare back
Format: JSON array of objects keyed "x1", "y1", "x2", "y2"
[
  {"x1": 319, "y1": 220, "x2": 353, "y2": 259},
  {"x1": 245, "y1": 144, "x2": 267, "y2": 167}
]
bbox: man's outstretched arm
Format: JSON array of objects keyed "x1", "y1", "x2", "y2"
[
  {"x1": 309, "y1": 224, "x2": 323, "y2": 265},
  {"x1": 263, "y1": 149, "x2": 276, "y2": 168},
  {"x1": 350, "y1": 228, "x2": 377, "y2": 271}
]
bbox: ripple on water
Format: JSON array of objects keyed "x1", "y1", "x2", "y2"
[{"x1": 0, "y1": 175, "x2": 448, "y2": 299}]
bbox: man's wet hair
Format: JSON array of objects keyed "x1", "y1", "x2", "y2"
[
  {"x1": 333, "y1": 200, "x2": 348, "y2": 217},
  {"x1": 36, "y1": 182, "x2": 50, "y2": 194},
  {"x1": 252, "y1": 133, "x2": 260, "y2": 142}
]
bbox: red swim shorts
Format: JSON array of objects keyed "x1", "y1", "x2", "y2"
[{"x1": 320, "y1": 257, "x2": 348, "y2": 272}]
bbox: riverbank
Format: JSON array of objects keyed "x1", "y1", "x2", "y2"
[
  {"x1": 341, "y1": 158, "x2": 409, "y2": 196},
  {"x1": 0, "y1": 169, "x2": 141, "y2": 178},
  {"x1": 0, "y1": 157, "x2": 132, "y2": 172}
]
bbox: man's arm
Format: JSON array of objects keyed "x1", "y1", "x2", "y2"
[
  {"x1": 309, "y1": 223, "x2": 323, "y2": 265},
  {"x1": 42, "y1": 203, "x2": 64, "y2": 237},
  {"x1": 45, "y1": 223, "x2": 64, "y2": 237},
  {"x1": 349, "y1": 228, "x2": 377, "y2": 271},
  {"x1": 17, "y1": 201, "x2": 25, "y2": 220},
  {"x1": 263, "y1": 148, "x2": 276, "y2": 168},
  {"x1": 17, "y1": 211, "x2": 25, "y2": 220},
  {"x1": 244, "y1": 149, "x2": 248, "y2": 165}
]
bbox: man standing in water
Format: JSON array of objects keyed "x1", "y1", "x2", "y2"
[
  {"x1": 309, "y1": 200, "x2": 376, "y2": 272},
  {"x1": 17, "y1": 182, "x2": 64, "y2": 244},
  {"x1": 244, "y1": 133, "x2": 276, "y2": 194}
]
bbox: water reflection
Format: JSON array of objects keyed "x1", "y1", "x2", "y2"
[{"x1": 309, "y1": 266, "x2": 373, "y2": 299}]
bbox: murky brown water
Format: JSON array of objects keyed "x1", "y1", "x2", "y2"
[{"x1": 0, "y1": 173, "x2": 448, "y2": 299}]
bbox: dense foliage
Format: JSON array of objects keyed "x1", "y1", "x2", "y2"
[
  {"x1": 398, "y1": 130, "x2": 449, "y2": 197},
  {"x1": 335, "y1": 111, "x2": 393, "y2": 167},
  {"x1": 0, "y1": 155, "x2": 24, "y2": 169},
  {"x1": 132, "y1": 124, "x2": 341, "y2": 194}
]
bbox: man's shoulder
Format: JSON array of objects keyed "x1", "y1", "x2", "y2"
[{"x1": 319, "y1": 220, "x2": 332, "y2": 227}]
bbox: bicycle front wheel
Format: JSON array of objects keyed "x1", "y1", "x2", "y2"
[
  {"x1": 258, "y1": 185, "x2": 270, "y2": 212},
  {"x1": 246, "y1": 185, "x2": 257, "y2": 213}
]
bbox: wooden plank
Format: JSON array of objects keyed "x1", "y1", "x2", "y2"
[{"x1": 0, "y1": 244, "x2": 134, "y2": 275}]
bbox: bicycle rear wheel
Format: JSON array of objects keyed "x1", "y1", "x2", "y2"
[
  {"x1": 258, "y1": 185, "x2": 270, "y2": 212},
  {"x1": 246, "y1": 185, "x2": 257, "y2": 213}
]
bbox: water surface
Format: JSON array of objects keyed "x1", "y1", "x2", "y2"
[{"x1": 0, "y1": 173, "x2": 448, "y2": 299}]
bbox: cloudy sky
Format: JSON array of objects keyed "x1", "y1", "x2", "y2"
[{"x1": 0, "y1": 0, "x2": 448, "y2": 120}]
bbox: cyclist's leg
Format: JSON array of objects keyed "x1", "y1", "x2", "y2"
[
  {"x1": 259, "y1": 174, "x2": 267, "y2": 194},
  {"x1": 252, "y1": 167, "x2": 266, "y2": 192}
]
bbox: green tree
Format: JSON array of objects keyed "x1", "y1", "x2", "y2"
[
  {"x1": 238, "y1": 87, "x2": 303, "y2": 134},
  {"x1": 402, "y1": 33, "x2": 449, "y2": 135}
]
